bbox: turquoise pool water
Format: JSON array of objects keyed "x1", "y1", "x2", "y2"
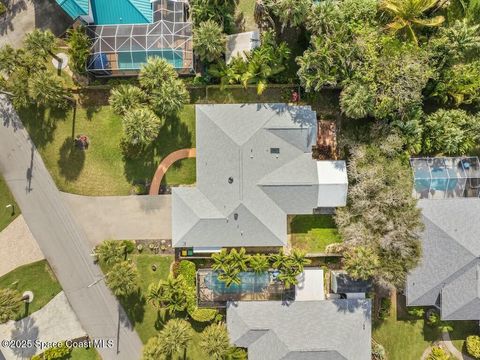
[
  {"x1": 118, "y1": 50, "x2": 183, "y2": 70},
  {"x1": 205, "y1": 271, "x2": 270, "y2": 295}
]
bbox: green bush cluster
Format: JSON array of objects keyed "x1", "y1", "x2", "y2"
[
  {"x1": 0, "y1": 3, "x2": 7, "y2": 16},
  {"x1": 31, "y1": 343, "x2": 71, "y2": 360},
  {"x1": 466, "y1": 335, "x2": 480, "y2": 358},
  {"x1": 188, "y1": 308, "x2": 218, "y2": 323},
  {"x1": 407, "y1": 306, "x2": 425, "y2": 319},
  {"x1": 178, "y1": 260, "x2": 196, "y2": 286},
  {"x1": 428, "y1": 346, "x2": 450, "y2": 360},
  {"x1": 378, "y1": 298, "x2": 391, "y2": 320}
]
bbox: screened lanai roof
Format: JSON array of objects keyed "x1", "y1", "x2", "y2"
[
  {"x1": 411, "y1": 157, "x2": 480, "y2": 199},
  {"x1": 86, "y1": 0, "x2": 193, "y2": 75}
]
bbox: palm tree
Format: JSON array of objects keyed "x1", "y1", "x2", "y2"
[
  {"x1": 199, "y1": 322, "x2": 231, "y2": 360},
  {"x1": 289, "y1": 249, "x2": 311, "y2": 274},
  {"x1": 28, "y1": 70, "x2": 72, "y2": 110},
  {"x1": 248, "y1": 254, "x2": 270, "y2": 273},
  {"x1": 66, "y1": 26, "x2": 91, "y2": 75},
  {"x1": 95, "y1": 240, "x2": 125, "y2": 265},
  {"x1": 278, "y1": 266, "x2": 299, "y2": 288},
  {"x1": 0, "y1": 45, "x2": 20, "y2": 76},
  {"x1": 0, "y1": 288, "x2": 21, "y2": 324},
  {"x1": 157, "y1": 319, "x2": 192, "y2": 358},
  {"x1": 380, "y1": 0, "x2": 445, "y2": 44},
  {"x1": 24, "y1": 29, "x2": 61, "y2": 61},
  {"x1": 212, "y1": 248, "x2": 230, "y2": 272},
  {"x1": 139, "y1": 57, "x2": 178, "y2": 90},
  {"x1": 263, "y1": 0, "x2": 312, "y2": 30},
  {"x1": 228, "y1": 248, "x2": 248, "y2": 272},
  {"x1": 269, "y1": 249, "x2": 288, "y2": 270},
  {"x1": 105, "y1": 261, "x2": 139, "y2": 297},
  {"x1": 109, "y1": 85, "x2": 146, "y2": 115},
  {"x1": 343, "y1": 246, "x2": 380, "y2": 280},
  {"x1": 142, "y1": 335, "x2": 162, "y2": 360},
  {"x1": 193, "y1": 20, "x2": 226, "y2": 63},
  {"x1": 218, "y1": 263, "x2": 241, "y2": 287},
  {"x1": 147, "y1": 275, "x2": 189, "y2": 313},
  {"x1": 122, "y1": 108, "x2": 162, "y2": 147}
]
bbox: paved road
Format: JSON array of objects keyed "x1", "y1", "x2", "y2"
[
  {"x1": 0, "y1": 96, "x2": 143, "y2": 360},
  {"x1": 62, "y1": 193, "x2": 172, "y2": 246}
]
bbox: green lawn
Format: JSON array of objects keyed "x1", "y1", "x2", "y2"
[
  {"x1": 0, "y1": 174, "x2": 19, "y2": 232},
  {"x1": 0, "y1": 260, "x2": 62, "y2": 319},
  {"x1": 449, "y1": 321, "x2": 479, "y2": 353},
  {"x1": 19, "y1": 105, "x2": 196, "y2": 195},
  {"x1": 235, "y1": 0, "x2": 257, "y2": 32},
  {"x1": 70, "y1": 347, "x2": 101, "y2": 360},
  {"x1": 289, "y1": 215, "x2": 342, "y2": 253}
]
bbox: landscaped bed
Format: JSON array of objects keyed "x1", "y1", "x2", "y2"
[
  {"x1": 0, "y1": 260, "x2": 62, "y2": 319},
  {"x1": 19, "y1": 104, "x2": 196, "y2": 196},
  {"x1": 0, "y1": 174, "x2": 19, "y2": 232},
  {"x1": 289, "y1": 214, "x2": 342, "y2": 253}
]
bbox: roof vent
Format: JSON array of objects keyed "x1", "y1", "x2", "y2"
[
  {"x1": 228, "y1": 177, "x2": 234, "y2": 184},
  {"x1": 270, "y1": 147, "x2": 280, "y2": 154},
  {"x1": 234, "y1": 213, "x2": 238, "y2": 220}
]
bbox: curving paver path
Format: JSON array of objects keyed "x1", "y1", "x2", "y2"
[{"x1": 149, "y1": 148, "x2": 196, "y2": 195}]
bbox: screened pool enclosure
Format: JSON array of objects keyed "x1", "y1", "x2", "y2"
[
  {"x1": 411, "y1": 157, "x2": 480, "y2": 199},
  {"x1": 86, "y1": 0, "x2": 193, "y2": 76}
]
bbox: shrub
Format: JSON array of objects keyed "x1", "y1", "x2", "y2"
[
  {"x1": 372, "y1": 342, "x2": 386, "y2": 360},
  {"x1": 178, "y1": 260, "x2": 196, "y2": 286},
  {"x1": 428, "y1": 346, "x2": 450, "y2": 360},
  {"x1": 31, "y1": 343, "x2": 71, "y2": 360},
  {"x1": 122, "y1": 240, "x2": 136, "y2": 254},
  {"x1": 466, "y1": 335, "x2": 480, "y2": 358},
  {"x1": 0, "y1": 3, "x2": 7, "y2": 16},
  {"x1": 378, "y1": 298, "x2": 391, "y2": 319},
  {"x1": 189, "y1": 308, "x2": 218, "y2": 323},
  {"x1": 408, "y1": 306, "x2": 425, "y2": 318}
]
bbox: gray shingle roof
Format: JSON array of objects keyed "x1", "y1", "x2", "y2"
[
  {"x1": 227, "y1": 300, "x2": 371, "y2": 360},
  {"x1": 406, "y1": 199, "x2": 480, "y2": 320},
  {"x1": 172, "y1": 104, "x2": 348, "y2": 248}
]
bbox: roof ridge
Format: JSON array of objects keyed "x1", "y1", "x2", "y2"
[{"x1": 125, "y1": 0, "x2": 151, "y2": 23}]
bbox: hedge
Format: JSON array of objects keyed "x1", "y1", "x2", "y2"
[
  {"x1": 31, "y1": 343, "x2": 71, "y2": 360},
  {"x1": 188, "y1": 307, "x2": 218, "y2": 323},
  {"x1": 178, "y1": 260, "x2": 196, "y2": 286},
  {"x1": 467, "y1": 335, "x2": 480, "y2": 358}
]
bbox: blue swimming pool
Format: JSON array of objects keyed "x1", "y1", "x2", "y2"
[
  {"x1": 117, "y1": 50, "x2": 183, "y2": 70},
  {"x1": 205, "y1": 271, "x2": 271, "y2": 295}
]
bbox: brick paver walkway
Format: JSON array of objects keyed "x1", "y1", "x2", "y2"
[{"x1": 149, "y1": 148, "x2": 196, "y2": 195}]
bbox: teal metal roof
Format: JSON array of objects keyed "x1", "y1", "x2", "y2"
[
  {"x1": 91, "y1": 0, "x2": 152, "y2": 25},
  {"x1": 56, "y1": 0, "x2": 89, "y2": 19}
]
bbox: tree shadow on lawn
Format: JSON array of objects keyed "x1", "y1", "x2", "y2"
[
  {"x1": 18, "y1": 105, "x2": 66, "y2": 149},
  {"x1": 119, "y1": 289, "x2": 146, "y2": 327},
  {"x1": 57, "y1": 137, "x2": 85, "y2": 181},
  {"x1": 123, "y1": 114, "x2": 193, "y2": 184}
]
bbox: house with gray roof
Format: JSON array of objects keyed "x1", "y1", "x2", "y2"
[
  {"x1": 172, "y1": 104, "x2": 348, "y2": 251},
  {"x1": 227, "y1": 299, "x2": 372, "y2": 360},
  {"x1": 406, "y1": 198, "x2": 480, "y2": 320}
]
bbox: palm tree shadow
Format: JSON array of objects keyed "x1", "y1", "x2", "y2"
[
  {"x1": 10, "y1": 317, "x2": 39, "y2": 359},
  {"x1": 119, "y1": 289, "x2": 146, "y2": 327},
  {"x1": 58, "y1": 137, "x2": 85, "y2": 181}
]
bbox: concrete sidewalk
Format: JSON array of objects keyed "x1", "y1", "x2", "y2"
[
  {"x1": 0, "y1": 292, "x2": 86, "y2": 359},
  {"x1": 62, "y1": 193, "x2": 172, "y2": 246},
  {"x1": 0, "y1": 215, "x2": 44, "y2": 277}
]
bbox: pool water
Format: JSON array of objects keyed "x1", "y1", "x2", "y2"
[
  {"x1": 205, "y1": 271, "x2": 270, "y2": 294},
  {"x1": 118, "y1": 50, "x2": 183, "y2": 70}
]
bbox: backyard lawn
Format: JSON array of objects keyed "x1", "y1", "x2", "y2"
[
  {"x1": 19, "y1": 104, "x2": 196, "y2": 195},
  {"x1": 0, "y1": 260, "x2": 62, "y2": 319},
  {"x1": 289, "y1": 215, "x2": 342, "y2": 253},
  {"x1": 0, "y1": 174, "x2": 19, "y2": 232},
  {"x1": 70, "y1": 347, "x2": 101, "y2": 360}
]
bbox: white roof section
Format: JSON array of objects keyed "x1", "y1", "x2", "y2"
[
  {"x1": 172, "y1": 104, "x2": 349, "y2": 248},
  {"x1": 226, "y1": 31, "x2": 260, "y2": 64},
  {"x1": 295, "y1": 268, "x2": 325, "y2": 301}
]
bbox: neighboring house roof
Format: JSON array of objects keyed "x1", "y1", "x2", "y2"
[
  {"x1": 56, "y1": 0, "x2": 89, "y2": 19},
  {"x1": 226, "y1": 31, "x2": 260, "y2": 64},
  {"x1": 227, "y1": 300, "x2": 372, "y2": 360},
  {"x1": 91, "y1": 0, "x2": 152, "y2": 25},
  {"x1": 331, "y1": 271, "x2": 373, "y2": 294},
  {"x1": 172, "y1": 104, "x2": 348, "y2": 248},
  {"x1": 406, "y1": 199, "x2": 480, "y2": 320}
]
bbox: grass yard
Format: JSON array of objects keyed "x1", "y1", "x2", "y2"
[
  {"x1": 19, "y1": 105, "x2": 196, "y2": 195},
  {"x1": 289, "y1": 215, "x2": 342, "y2": 253},
  {"x1": 0, "y1": 174, "x2": 19, "y2": 232},
  {"x1": 0, "y1": 260, "x2": 62, "y2": 319},
  {"x1": 449, "y1": 321, "x2": 479, "y2": 353},
  {"x1": 235, "y1": 0, "x2": 257, "y2": 32},
  {"x1": 70, "y1": 347, "x2": 101, "y2": 360}
]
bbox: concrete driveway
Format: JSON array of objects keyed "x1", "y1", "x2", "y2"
[
  {"x1": 0, "y1": 0, "x2": 72, "y2": 48},
  {"x1": 0, "y1": 292, "x2": 86, "y2": 360},
  {"x1": 62, "y1": 193, "x2": 172, "y2": 246}
]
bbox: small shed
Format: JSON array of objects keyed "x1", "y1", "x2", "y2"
[
  {"x1": 225, "y1": 31, "x2": 260, "y2": 64},
  {"x1": 331, "y1": 270, "x2": 372, "y2": 295}
]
